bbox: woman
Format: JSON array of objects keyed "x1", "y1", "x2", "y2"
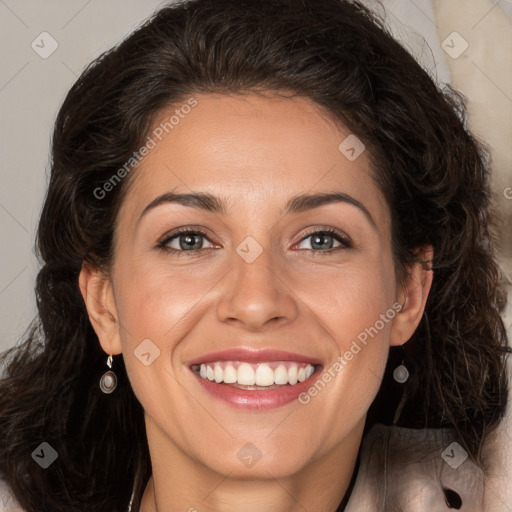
[{"x1": 0, "y1": 0, "x2": 509, "y2": 510}]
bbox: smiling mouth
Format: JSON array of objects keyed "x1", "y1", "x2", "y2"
[{"x1": 191, "y1": 361, "x2": 319, "y2": 389}]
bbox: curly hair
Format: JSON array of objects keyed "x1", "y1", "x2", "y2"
[{"x1": 0, "y1": 0, "x2": 509, "y2": 510}]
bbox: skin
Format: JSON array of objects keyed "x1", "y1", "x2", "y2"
[{"x1": 79, "y1": 92, "x2": 433, "y2": 512}]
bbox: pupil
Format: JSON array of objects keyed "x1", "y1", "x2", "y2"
[
  {"x1": 180, "y1": 234, "x2": 202, "y2": 250},
  {"x1": 312, "y1": 233, "x2": 333, "y2": 250}
]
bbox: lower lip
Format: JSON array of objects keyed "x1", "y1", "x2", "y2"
[{"x1": 191, "y1": 368, "x2": 321, "y2": 410}]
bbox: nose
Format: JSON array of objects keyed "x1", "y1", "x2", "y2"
[{"x1": 216, "y1": 243, "x2": 298, "y2": 331}]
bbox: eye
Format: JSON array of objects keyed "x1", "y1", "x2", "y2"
[
  {"x1": 294, "y1": 228, "x2": 352, "y2": 252},
  {"x1": 158, "y1": 229, "x2": 216, "y2": 253}
]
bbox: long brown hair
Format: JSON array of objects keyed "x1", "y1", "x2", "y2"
[{"x1": 0, "y1": 0, "x2": 508, "y2": 510}]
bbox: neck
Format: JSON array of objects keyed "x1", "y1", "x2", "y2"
[{"x1": 139, "y1": 415, "x2": 364, "y2": 512}]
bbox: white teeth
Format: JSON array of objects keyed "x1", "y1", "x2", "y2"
[
  {"x1": 274, "y1": 365, "x2": 288, "y2": 385},
  {"x1": 196, "y1": 361, "x2": 316, "y2": 387},
  {"x1": 288, "y1": 365, "x2": 298, "y2": 385},
  {"x1": 255, "y1": 363, "x2": 275, "y2": 386},
  {"x1": 238, "y1": 363, "x2": 255, "y2": 385},
  {"x1": 223, "y1": 364, "x2": 237, "y2": 384},
  {"x1": 214, "y1": 365, "x2": 223, "y2": 383}
]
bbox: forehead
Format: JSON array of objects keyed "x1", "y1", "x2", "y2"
[{"x1": 119, "y1": 92, "x2": 389, "y2": 228}]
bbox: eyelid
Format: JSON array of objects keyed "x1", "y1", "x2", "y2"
[
  {"x1": 157, "y1": 226, "x2": 218, "y2": 249},
  {"x1": 292, "y1": 226, "x2": 353, "y2": 250}
]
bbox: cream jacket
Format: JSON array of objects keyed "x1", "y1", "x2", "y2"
[{"x1": 346, "y1": 424, "x2": 487, "y2": 511}]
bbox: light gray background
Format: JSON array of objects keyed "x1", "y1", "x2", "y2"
[
  {"x1": 0, "y1": 0, "x2": 170, "y2": 350},
  {"x1": 0, "y1": 0, "x2": 511, "y2": 508}
]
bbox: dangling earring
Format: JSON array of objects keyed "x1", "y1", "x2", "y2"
[
  {"x1": 393, "y1": 344, "x2": 409, "y2": 384},
  {"x1": 393, "y1": 300, "x2": 409, "y2": 384},
  {"x1": 99, "y1": 354, "x2": 117, "y2": 394},
  {"x1": 393, "y1": 363, "x2": 409, "y2": 383},
  {"x1": 393, "y1": 344, "x2": 409, "y2": 424}
]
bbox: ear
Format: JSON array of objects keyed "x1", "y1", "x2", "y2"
[
  {"x1": 389, "y1": 246, "x2": 433, "y2": 346},
  {"x1": 78, "y1": 262, "x2": 122, "y2": 355}
]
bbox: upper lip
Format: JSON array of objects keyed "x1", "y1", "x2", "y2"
[{"x1": 187, "y1": 348, "x2": 323, "y2": 366}]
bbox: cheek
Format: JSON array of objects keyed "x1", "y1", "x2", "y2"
[
  {"x1": 292, "y1": 256, "x2": 397, "y2": 424},
  {"x1": 289, "y1": 253, "x2": 396, "y2": 346},
  {"x1": 113, "y1": 256, "x2": 218, "y2": 343},
  {"x1": 113, "y1": 260, "x2": 204, "y2": 415}
]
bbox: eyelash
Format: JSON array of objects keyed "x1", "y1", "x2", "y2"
[
  {"x1": 298, "y1": 227, "x2": 353, "y2": 255},
  {"x1": 156, "y1": 226, "x2": 353, "y2": 256},
  {"x1": 156, "y1": 227, "x2": 215, "y2": 257}
]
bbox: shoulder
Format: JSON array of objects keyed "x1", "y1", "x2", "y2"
[
  {"x1": 0, "y1": 479, "x2": 24, "y2": 512},
  {"x1": 346, "y1": 423, "x2": 485, "y2": 511}
]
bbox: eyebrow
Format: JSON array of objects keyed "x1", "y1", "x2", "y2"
[{"x1": 138, "y1": 191, "x2": 376, "y2": 228}]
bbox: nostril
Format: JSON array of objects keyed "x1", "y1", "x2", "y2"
[{"x1": 443, "y1": 488, "x2": 463, "y2": 509}]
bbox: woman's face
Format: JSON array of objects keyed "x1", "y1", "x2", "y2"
[{"x1": 83, "y1": 92, "x2": 429, "y2": 480}]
